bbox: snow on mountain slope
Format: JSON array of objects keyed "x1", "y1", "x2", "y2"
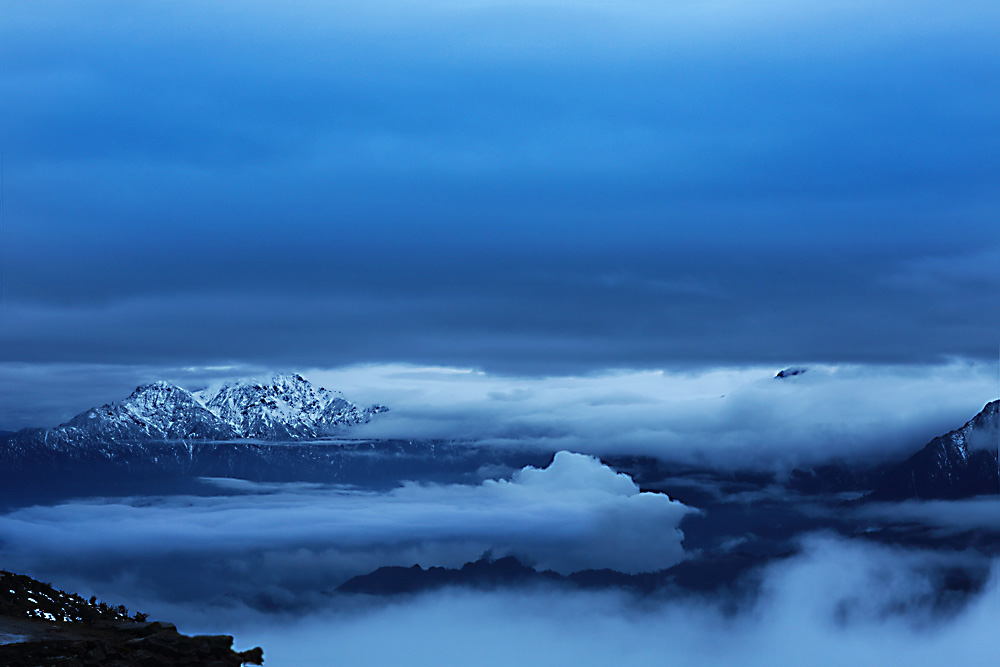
[
  {"x1": 195, "y1": 373, "x2": 386, "y2": 440},
  {"x1": 12, "y1": 382, "x2": 238, "y2": 447},
  {"x1": 6, "y1": 374, "x2": 387, "y2": 446},
  {"x1": 70, "y1": 381, "x2": 239, "y2": 439}
]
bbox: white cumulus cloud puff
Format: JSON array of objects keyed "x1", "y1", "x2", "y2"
[{"x1": 0, "y1": 452, "x2": 694, "y2": 606}]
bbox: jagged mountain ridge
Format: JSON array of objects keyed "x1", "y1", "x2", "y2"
[
  {"x1": 64, "y1": 381, "x2": 239, "y2": 442},
  {"x1": 866, "y1": 400, "x2": 999, "y2": 500},
  {"x1": 336, "y1": 553, "x2": 774, "y2": 597},
  {"x1": 7, "y1": 373, "x2": 387, "y2": 446},
  {"x1": 195, "y1": 373, "x2": 387, "y2": 440}
]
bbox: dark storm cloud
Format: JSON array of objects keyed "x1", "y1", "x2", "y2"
[
  {"x1": 0, "y1": 0, "x2": 998, "y2": 372},
  {"x1": 0, "y1": 247, "x2": 997, "y2": 375}
]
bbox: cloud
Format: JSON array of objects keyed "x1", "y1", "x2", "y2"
[
  {"x1": 966, "y1": 423, "x2": 999, "y2": 453},
  {"x1": 311, "y1": 361, "x2": 999, "y2": 470},
  {"x1": 3, "y1": 361, "x2": 996, "y2": 473},
  {"x1": 1, "y1": 244, "x2": 998, "y2": 375},
  {"x1": 199, "y1": 536, "x2": 1000, "y2": 667},
  {"x1": 0, "y1": 453, "x2": 693, "y2": 609},
  {"x1": 854, "y1": 498, "x2": 1000, "y2": 534},
  {"x1": 1, "y1": 446, "x2": 997, "y2": 666},
  {"x1": 1, "y1": 1, "x2": 998, "y2": 374}
]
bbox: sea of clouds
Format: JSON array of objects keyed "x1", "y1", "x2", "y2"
[
  {"x1": 154, "y1": 538, "x2": 1000, "y2": 667},
  {"x1": 0, "y1": 443, "x2": 996, "y2": 666},
  {"x1": 0, "y1": 453, "x2": 692, "y2": 608},
  {"x1": 2, "y1": 360, "x2": 995, "y2": 473},
  {"x1": 311, "y1": 361, "x2": 998, "y2": 470}
]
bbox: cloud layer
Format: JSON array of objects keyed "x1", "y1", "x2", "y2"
[
  {"x1": 1, "y1": 1, "x2": 998, "y2": 372},
  {"x1": 194, "y1": 536, "x2": 1000, "y2": 667},
  {"x1": 3, "y1": 361, "x2": 996, "y2": 473},
  {"x1": 316, "y1": 361, "x2": 998, "y2": 469},
  {"x1": 1, "y1": 434, "x2": 996, "y2": 666},
  {"x1": 0, "y1": 453, "x2": 693, "y2": 611}
]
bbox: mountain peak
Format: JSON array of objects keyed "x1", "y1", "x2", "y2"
[
  {"x1": 10, "y1": 373, "x2": 386, "y2": 446},
  {"x1": 237, "y1": 372, "x2": 309, "y2": 388},
  {"x1": 133, "y1": 380, "x2": 182, "y2": 391},
  {"x1": 194, "y1": 372, "x2": 383, "y2": 440},
  {"x1": 53, "y1": 381, "x2": 237, "y2": 443},
  {"x1": 126, "y1": 381, "x2": 187, "y2": 401}
]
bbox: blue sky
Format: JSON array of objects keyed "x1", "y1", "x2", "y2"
[{"x1": 1, "y1": 0, "x2": 998, "y2": 377}]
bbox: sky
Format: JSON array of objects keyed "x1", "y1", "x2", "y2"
[
  {"x1": 2, "y1": 9, "x2": 999, "y2": 663},
  {"x1": 0, "y1": 0, "x2": 997, "y2": 388}
]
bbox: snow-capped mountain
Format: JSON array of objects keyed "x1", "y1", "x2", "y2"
[
  {"x1": 867, "y1": 400, "x2": 998, "y2": 500},
  {"x1": 6, "y1": 373, "x2": 387, "y2": 447},
  {"x1": 66, "y1": 381, "x2": 240, "y2": 441},
  {"x1": 7, "y1": 382, "x2": 238, "y2": 450},
  {"x1": 195, "y1": 373, "x2": 387, "y2": 440}
]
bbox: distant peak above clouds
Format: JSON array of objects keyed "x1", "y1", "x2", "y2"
[
  {"x1": 866, "y1": 400, "x2": 999, "y2": 501},
  {"x1": 194, "y1": 372, "x2": 387, "y2": 440},
  {"x1": 10, "y1": 374, "x2": 387, "y2": 445}
]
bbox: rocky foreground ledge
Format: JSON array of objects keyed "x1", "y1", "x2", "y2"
[
  {"x1": 0, "y1": 570, "x2": 263, "y2": 666},
  {"x1": 0, "y1": 621, "x2": 263, "y2": 667}
]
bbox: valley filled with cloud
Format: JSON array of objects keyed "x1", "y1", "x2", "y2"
[{"x1": 1, "y1": 0, "x2": 997, "y2": 665}]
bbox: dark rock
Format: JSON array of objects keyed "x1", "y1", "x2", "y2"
[
  {"x1": 237, "y1": 646, "x2": 265, "y2": 665},
  {"x1": 0, "y1": 570, "x2": 264, "y2": 666}
]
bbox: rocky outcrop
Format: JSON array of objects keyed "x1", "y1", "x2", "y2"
[
  {"x1": 0, "y1": 570, "x2": 263, "y2": 666},
  {"x1": 0, "y1": 622, "x2": 263, "y2": 667}
]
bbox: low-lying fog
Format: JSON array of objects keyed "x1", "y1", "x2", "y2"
[
  {"x1": 229, "y1": 539, "x2": 1000, "y2": 667},
  {"x1": 1, "y1": 361, "x2": 997, "y2": 666},
  {"x1": 0, "y1": 453, "x2": 997, "y2": 666},
  {"x1": 0, "y1": 454, "x2": 693, "y2": 604},
  {"x1": 312, "y1": 362, "x2": 998, "y2": 470}
]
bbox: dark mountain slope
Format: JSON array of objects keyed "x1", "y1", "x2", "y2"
[{"x1": 866, "y1": 400, "x2": 998, "y2": 500}]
